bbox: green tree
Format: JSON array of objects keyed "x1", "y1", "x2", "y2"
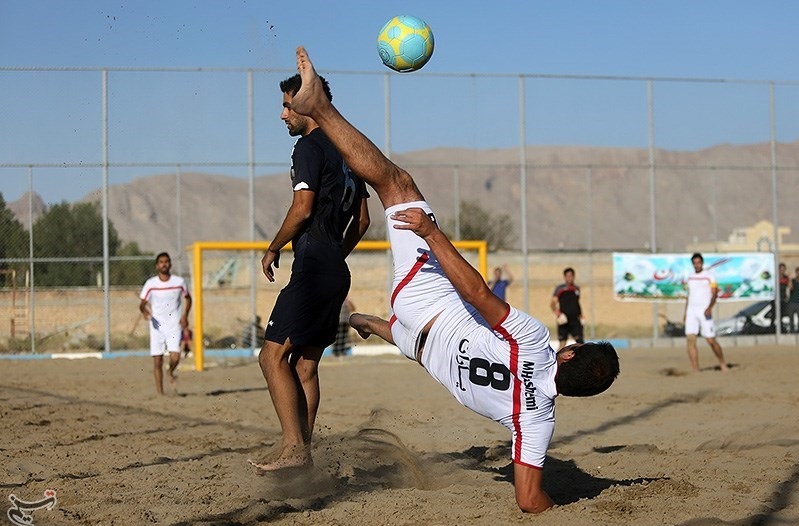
[
  {"x1": 0, "y1": 193, "x2": 29, "y2": 286},
  {"x1": 443, "y1": 200, "x2": 513, "y2": 252},
  {"x1": 111, "y1": 241, "x2": 154, "y2": 286},
  {"x1": 32, "y1": 201, "x2": 120, "y2": 286}
]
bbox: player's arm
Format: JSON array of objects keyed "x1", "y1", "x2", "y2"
[
  {"x1": 503, "y1": 264, "x2": 514, "y2": 284},
  {"x1": 392, "y1": 208, "x2": 508, "y2": 327},
  {"x1": 181, "y1": 293, "x2": 192, "y2": 329},
  {"x1": 262, "y1": 189, "x2": 315, "y2": 281},
  {"x1": 550, "y1": 294, "x2": 559, "y2": 313},
  {"x1": 513, "y1": 463, "x2": 554, "y2": 513},
  {"x1": 342, "y1": 196, "x2": 370, "y2": 257},
  {"x1": 139, "y1": 298, "x2": 151, "y2": 319}
]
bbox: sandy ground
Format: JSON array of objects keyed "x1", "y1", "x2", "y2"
[{"x1": 2, "y1": 343, "x2": 798, "y2": 526}]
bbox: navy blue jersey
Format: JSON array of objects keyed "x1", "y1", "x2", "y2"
[
  {"x1": 552, "y1": 283, "x2": 582, "y2": 317},
  {"x1": 290, "y1": 128, "x2": 367, "y2": 249}
]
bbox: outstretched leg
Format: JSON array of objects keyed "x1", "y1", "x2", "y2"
[
  {"x1": 291, "y1": 46, "x2": 423, "y2": 209},
  {"x1": 350, "y1": 313, "x2": 395, "y2": 344}
]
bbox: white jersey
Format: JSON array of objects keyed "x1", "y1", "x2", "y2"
[
  {"x1": 423, "y1": 301, "x2": 558, "y2": 469},
  {"x1": 686, "y1": 269, "x2": 716, "y2": 310},
  {"x1": 140, "y1": 275, "x2": 189, "y2": 328}
]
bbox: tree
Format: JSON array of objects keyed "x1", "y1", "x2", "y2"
[
  {"x1": 32, "y1": 201, "x2": 120, "y2": 286},
  {"x1": 443, "y1": 200, "x2": 514, "y2": 252},
  {"x1": 111, "y1": 241, "x2": 154, "y2": 286},
  {"x1": 0, "y1": 193, "x2": 29, "y2": 286}
]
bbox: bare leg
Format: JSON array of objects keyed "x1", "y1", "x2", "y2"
[
  {"x1": 706, "y1": 337, "x2": 729, "y2": 371},
  {"x1": 293, "y1": 347, "x2": 323, "y2": 444},
  {"x1": 167, "y1": 352, "x2": 180, "y2": 389},
  {"x1": 685, "y1": 335, "x2": 700, "y2": 372},
  {"x1": 291, "y1": 46, "x2": 424, "y2": 209},
  {"x1": 153, "y1": 355, "x2": 164, "y2": 395},
  {"x1": 252, "y1": 339, "x2": 312, "y2": 471},
  {"x1": 350, "y1": 313, "x2": 395, "y2": 344}
]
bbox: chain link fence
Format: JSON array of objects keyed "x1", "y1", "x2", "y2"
[{"x1": 1, "y1": 67, "x2": 798, "y2": 352}]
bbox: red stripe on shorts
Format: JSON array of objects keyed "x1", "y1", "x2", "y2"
[
  {"x1": 494, "y1": 322, "x2": 522, "y2": 462},
  {"x1": 390, "y1": 251, "x2": 430, "y2": 308}
]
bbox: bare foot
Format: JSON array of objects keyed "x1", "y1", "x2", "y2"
[
  {"x1": 290, "y1": 46, "x2": 331, "y2": 118},
  {"x1": 247, "y1": 447, "x2": 312, "y2": 473},
  {"x1": 349, "y1": 313, "x2": 373, "y2": 339},
  {"x1": 719, "y1": 363, "x2": 730, "y2": 372}
]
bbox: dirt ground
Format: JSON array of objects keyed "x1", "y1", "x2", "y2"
[{"x1": 2, "y1": 342, "x2": 798, "y2": 526}]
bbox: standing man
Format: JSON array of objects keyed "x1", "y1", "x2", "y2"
[
  {"x1": 139, "y1": 252, "x2": 192, "y2": 395},
  {"x1": 787, "y1": 266, "x2": 799, "y2": 333},
  {"x1": 285, "y1": 46, "x2": 619, "y2": 513},
  {"x1": 550, "y1": 267, "x2": 584, "y2": 349},
  {"x1": 487, "y1": 265, "x2": 513, "y2": 301},
  {"x1": 683, "y1": 253, "x2": 728, "y2": 372},
  {"x1": 250, "y1": 72, "x2": 370, "y2": 471},
  {"x1": 777, "y1": 262, "x2": 790, "y2": 330}
]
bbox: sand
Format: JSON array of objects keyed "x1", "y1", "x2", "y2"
[{"x1": 2, "y1": 343, "x2": 798, "y2": 526}]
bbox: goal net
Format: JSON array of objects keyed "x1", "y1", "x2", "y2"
[{"x1": 189, "y1": 239, "x2": 487, "y2": 371}]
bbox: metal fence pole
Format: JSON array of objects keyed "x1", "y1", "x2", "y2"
[
  {"x1": 28, "y1": 166, "x2": 36, "y2": 353},
  {"x1": 647, "y1": 80, "x2": 659, "y2": 340},
  {"x1": 519, "y1": 75, "x2": 529, "y2": 312},
  {"x1": 248, "y1": 70, "x2": 258, "y2": 345},
  {"x1": 102, "y1": 69, "x2": 111, "y2": 353},
  {"x1": 769, "y1": 81, "x2": 782, "y2": 336},
  {"x1": 587, "y1": 168, "x2": 596, "y2": 339}
]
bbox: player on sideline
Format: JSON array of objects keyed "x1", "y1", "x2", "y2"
[
  {"x1": 683, "y1": 253, "x2": 728, "y2": 372},
  {"x1": 139, "y1": 252, "x2": 192, "y2": 395},
  {"x1": 287, "y1": 46, "x2": 620, "y2": 514}
]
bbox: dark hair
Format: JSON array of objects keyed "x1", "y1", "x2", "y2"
[
  {"x1": 155, "y1": 252, "x2": 171, "y2": 263},
  {"x1": 556, "y1": 341, "x2": 620, "y2": 397},
  {"x1": 279, "y1": 73, "x2": 332, "y2": 102},
  {"x1": 691, "y1": 252, "x2": 703, "y2": 263},
  {"x1": 563, "y1": 267, "x2": 575, "y2": 275}
]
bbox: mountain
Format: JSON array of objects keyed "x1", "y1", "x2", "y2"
[
  {"x1": 7, "y1": 191, "x2": 47, "y2": 230},
  {"x1": 8, "y1": 141, "x2": 799, "y2": 253}
]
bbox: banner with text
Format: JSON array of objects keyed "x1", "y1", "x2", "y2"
[{"x1": 613, "y1": 252, "x2": 776, "y2": 302}]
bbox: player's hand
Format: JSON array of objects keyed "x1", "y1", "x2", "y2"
[
  {"x1": 556, "y1": 312, "x2": 568, "y2": 325},
  {"x1": 391, "y1": 208, "x2": 437, "y2": 238},
  {"x1": 261, "y1": 249, "x2": 280, "y2": 282}
]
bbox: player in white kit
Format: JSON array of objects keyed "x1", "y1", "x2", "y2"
[
  {"x1": 139, "y1": 252, "x2": 192, "y2": 395},
  {"x1": 287, "y1": 46, "x2": 620, "y2": 513},
  {"x1": 683, "y1": 253, "x2": 728, "y2": 372}
]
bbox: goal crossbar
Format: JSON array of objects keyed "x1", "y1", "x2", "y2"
[{"x1": 190, "y1": 239, "x2": 488, "y2": 371}]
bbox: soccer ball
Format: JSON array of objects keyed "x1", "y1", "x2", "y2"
[{"x1": 376, "y1": 15, "x2": 434, "y2": 73}]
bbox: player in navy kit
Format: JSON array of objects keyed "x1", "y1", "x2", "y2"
[
  {"x1": 250, "y1": 72, "x2": 370, "y2": 472},
  {"x1": 550, "y1": 267, "x2": 585, "y2": 349},
  {"x1": 287, "y1": 46, "x2": 619, "y2": 513}
]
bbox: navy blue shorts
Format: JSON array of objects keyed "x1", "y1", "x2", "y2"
[{"x1": 263, "y1": 270, "x2": 351, "y2": 348}]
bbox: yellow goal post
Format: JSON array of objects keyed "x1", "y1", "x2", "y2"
[{"x1": 190, "y1": 239, "x2": 488, "y2": 371}]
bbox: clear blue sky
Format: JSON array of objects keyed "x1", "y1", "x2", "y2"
[{"x1": 1, "y1": 0, "x2": 798, "y2": 204}]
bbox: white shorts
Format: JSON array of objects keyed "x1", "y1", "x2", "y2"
[
  {"x1": 385, "y1": 201, "x2": 460, "y2": 359},
  {"x1": 684, "y1": 308, "x2": 717, "y2": 338},
  {"x1": 149, "y1": 320, "x2": 182, "y2": 356}
]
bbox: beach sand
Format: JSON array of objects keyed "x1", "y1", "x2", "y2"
[{"x1": 2, "y1": 343, "x2": 798, "y2": 525}]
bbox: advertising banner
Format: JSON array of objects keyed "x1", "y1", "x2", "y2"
[{"x1": 613, "y1": 252, "x2": 775, "y2": 302}]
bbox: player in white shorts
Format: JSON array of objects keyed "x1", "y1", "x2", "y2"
[
  {"x1": 683, "y1": 253, "x2": 728, "y2": 372},
  {"x1": 139, "y1": 252, "x2": 192, "y2": 395},
  {"x1": 286, "y1": 46, "x2": 619, "y2": 513}
]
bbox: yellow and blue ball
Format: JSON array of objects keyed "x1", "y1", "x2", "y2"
[{"x1": 377, "y1": 15, "x2": 434, "y2": 73}]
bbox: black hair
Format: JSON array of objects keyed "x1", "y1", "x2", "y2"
[
  {"x1": 279, "y1": 73, "x2": 333, "y2": 102},
  {"x1": 691, "y1": 253, "x2": 703, "y2": 263},
  {"x1": 155, "y1": 252, "x2": 171, "y2": 263},
  {"x1": 563, "y1": 267, "x2": 575, "y2": 275},
  {"x1": 556, "y1": 341, "x2": 620, "y2": 397}
]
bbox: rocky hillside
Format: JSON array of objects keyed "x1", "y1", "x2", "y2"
[{"x1": 9, "y1": 141, "x2": 799, "y2": 252}]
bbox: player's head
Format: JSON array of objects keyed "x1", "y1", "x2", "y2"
[
  {"x1": 493, "y1": 267, "x2": 502, "y2": 279},
  {"x1": 691, "y1": 253, "x2": 704, "y2": 272},
  {"x1": 279, "y1": 74, "x2": 332, "y2": 137},
  {"x1": 555, "y1": 341, "x2": 619, "y2": 397},
  {"x1": 563, "y1": 267, "x2": 575, "y2": 283},
  {"x1": 155, "y1": 252, "x2": 171, "y2": 275}
]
